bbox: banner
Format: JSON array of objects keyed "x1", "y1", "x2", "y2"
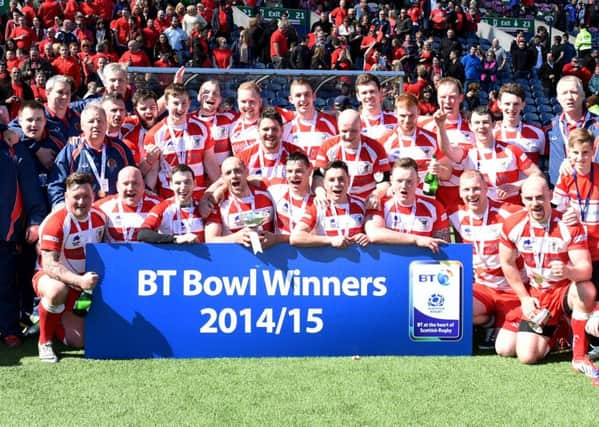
[{"x1": 85, "y1": 243, "x2": 472, "y2": 359}]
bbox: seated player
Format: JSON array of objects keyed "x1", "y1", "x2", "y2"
[
  {"x1": 138, "y1": 164, "x2": 205, "y2": 244},
  {"x1": 95, "y1": 166, "x2": 161, "y2": 242},
  {"x1": 34, "y1": 172, "x2": 106, "y2": 362},
  {"x1": 291, "y1": 160, "x2": 369, "y2": 248},
  {"x1": 365, "y1": 157, "x2": 448, "y2": 252}
]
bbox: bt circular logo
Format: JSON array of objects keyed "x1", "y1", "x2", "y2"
[{"x1": 437, "y1": 271, "x2": 450, "y2": 286}]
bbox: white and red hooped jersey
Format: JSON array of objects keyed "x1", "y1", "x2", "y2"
[
  {"x1": 236, "y1": 142, "x2": 304, "y2": 180},
  {"x1": 315, "y1": 135, "x2": 390, "y2": 200},
  {"x1": 370, "y1": 194, "x2": 448, "y2": 237},
  {"x1": 121, "y1": 115, "x2": 146, "y2": 164},
  {"x1": 282, "y1": 111, "x2": 337, "y2": 163},
  {"x1": 419, "y1": 114, "x2": 474, "y2": 187},
  {"x1": 380, "y1": 126, "x2": 444, "y2": 182},
  {"x1": 360, "y1": 110, "x2": 398, "y2": 140},
  {"x1": 206, "y1": 186, "x2": 275, "y2": 235},
  {"x1": 460, "y1": 141, "x2": 533, "y2": 204},
  {"x1": 553, "y1": 166, "x2": 599, "y2": 260},
  {"x1": 299, "y1": 196, "x2": 366, "y2": 237},
  {"x1": 228, "y1": 117, "x2": 259, "y2": 155},
  {"x1": 494, "y1": 121, "x2": 546, "y2": 164},
  {"x1": 94, "y1": 193, "x2": 162, "y2": 242},
  {"x1": 141, "y1": 198, "x2": 205, "y2": 241},
  {"x1": 449, "y1": 200, "x2": 523, "y2": 290},
  {"x1": 500, "y1": 209, "x2": 588, "y2": 289},
  {"x1": 268, "y1": 185, "x2": 314, "y2": 235},
  {"x1": 144, "y1": 116, "x2": 214, "y2": 199},
  {"x1": 194, "y1": 111, "x2": 237, "y2": 166},
  {"x1": 38, "y1": 207, "x2": 106, "y2": 274}
]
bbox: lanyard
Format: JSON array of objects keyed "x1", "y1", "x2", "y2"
[
  {"x1": 330, "y1": 202, "x2": 350, "y2": 237},
  {"x1": 397, "y1": 128, "x2": 417, "y2": 148},
  {"x1": 467, "y1": 204, "x2": 489, "y2": 265},
  {"x1": 473, "y1": 143, "x2": 498, "y2": 196},
  {"x1": 341, "y1": 140, "x2": 362, "y2": 193},
  {"x1": 389, "y1": 198, "x2": 417, "y2": 233},
  {"x1": 117, "y1": 199, "x2": 143, "y2": 242},
  {"x1": 559, "y1": 112, "x2": 591, "y2": 157},
  {"x1": 573, "y1": 163, "x2": 594, "y2": 222},
  {"x1": 287, "y1": 192, "x2": 310, "y2": 231},
  {"x1": 529, "y1": 214, "x2": 551, "y2": 281},
  {"x1": 83, "y1": 143, "x2": 106, "y2": 186},
  {"x1": 500, "y1": 121, "x2": 522, "y2": 145},
  {"x1": 362, "y1": 111, "x2": 384, "y2": 127},
  {"x1": 240, "y1": 118, "x2": 256, "y2": 148},
  {"x1": 174, "y1": 203, "x2": 195, "y2": 235},
  {"x1": 167, "y1": 122, "x2": 188, "y2": 165},
  {"x1": 258, "y1": 146, "x2": 283, "y2": 179}
]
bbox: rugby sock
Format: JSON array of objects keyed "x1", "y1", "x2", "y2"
[
  {"x1": 38, "y1": 300, "x2": 65, "y2": 344},
  {"x1": 572, "y1": 311, "x2": 591, "y2": 360}
]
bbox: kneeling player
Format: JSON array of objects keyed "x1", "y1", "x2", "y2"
[
  {"x1": 500, "y1": 175, "x2": 599, "y2": 381},
  {"x1": 449, "y1": 170, "x2": 523, "y2": 354},
  {"x1": 34, "y1": 173, "x2": 106, "y2": 362}
]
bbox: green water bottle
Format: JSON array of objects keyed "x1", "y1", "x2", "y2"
[
  {"x1": 73, "y1": 290, "x2": 93, "y2": 317},
  {"x1": 423, "y1": 155, "x2": 439, "y2": 196}
]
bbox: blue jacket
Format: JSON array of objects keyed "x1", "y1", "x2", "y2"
[
  {"x1": 461, "y1": 54, "x2": 482, "y2": 80},
  {"x1": 47, "y1": 136, "x2": 135, "y2": 207},
  {"x1": 547, "y1": 112, "x2": 599, "y2": 185},
  {"x1": 0, "y1": 140, "x2": 47, "y2": 242}
]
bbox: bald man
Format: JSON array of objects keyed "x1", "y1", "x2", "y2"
[
  {"x1": 500, "y1": 175, "x2": 599, "y2": 381},
  {"x1": 314, "y1": 109, "x2": 390, "y2": 201},
  {"x1": 94, "y1": 166, "x2": 162, "y2": 242}
]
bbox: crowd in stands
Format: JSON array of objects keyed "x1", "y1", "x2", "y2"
[{"x1": 5, "y1": 0, "x2": 599, "y2": 385}]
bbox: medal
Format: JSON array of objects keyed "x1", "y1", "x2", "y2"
[{"x1": 534, "y1": 275, "x2": 543, "y2": 284}]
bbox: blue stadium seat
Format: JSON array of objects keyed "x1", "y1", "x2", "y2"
[{"x1": 523, "y1": 112, "x2": 540, "y2": 122}]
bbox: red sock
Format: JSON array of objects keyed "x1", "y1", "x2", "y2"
[
  {"x1": 572, "y1": 316, "x2": 590, "y2": 360},
  {"x1": 38, "y1": 303, "x2": 63, "y2": 344}
]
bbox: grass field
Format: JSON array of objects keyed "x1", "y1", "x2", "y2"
[{"x1": 1, "y1": 339, "x2": 597, "y2": 426}]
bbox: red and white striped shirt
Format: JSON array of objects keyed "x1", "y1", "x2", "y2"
[
  {"x1": 94, "y1": 193, "x2": 162, "y2": 242},
  {"x1": 360, "y1": 110, "x2": 398, "y2": 140},
  {"x1": 194, "y1": 111, "x2": 237, "y2": 165},
  {"x1": 494, "y1": 121, "x2": 546, "y2": 164},
  {"x1": 300, "y1": 196, "x2": 366, "y2": 237},
  {"x1": 380, "y1": 126, "x2": 443, "y2": 182},
  {"x1": 38, "y1": 207, "x2": 106, "y2": 274},
  {"x1": 269, "y1": 186, "x2": 314, "y2": 235},
  {"x1": 553, "y1": 166, "x2": 599, "y2": 260},
  {"x1": 121, "y1": 115, "x2": 146, "y2": 164},
  {"x1": 501, "y1": 209, "x2": 588, "y2": 289},
  {"x1": 460, "y1": 141, "x2": 533, "y2": 204},
  {"x1": 315, "y1": 135, "x2": 390, "y2": 200},
  {"x1": 229, "y1": 117, "x2": 259, "y2": 155},
  {"x1": 206, "y1": 186, "x2": 275, "y2": 235},
  {"x1": 142, "y1": 198, "x2": 205, "y2": 241},
  {"x1": 144, "y1": 116, "x2": 214, "y2": 199},
  {"x1": 449, "y1": 200, "x2": 523, "y2": 290},
  {"x1": 282, "y1": 111, "x2": 337, "y2": 162},
  {"x1": 370, "y1": 194, "x2": 448, "y2": 236},
  {"x1": 236, "y1": 142, "x2": 303, "y2": 180}
]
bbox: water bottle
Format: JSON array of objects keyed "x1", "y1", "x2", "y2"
[
  {"x1": 73, "y1": 290, "x2": 93, "y2": 317},
  {"x1": 423, "y1": 155, "x2": 439, "y2": 196}
]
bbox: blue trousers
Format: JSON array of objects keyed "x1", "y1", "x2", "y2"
[{"x1": 0, "y1": 242, "x2": 20, "y2": 336}]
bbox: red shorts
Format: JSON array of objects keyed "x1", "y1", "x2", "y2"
[
  {"x1": 529, "y1": 284, "x2": 570, "y2": 327},
  {"x1": 32, "y1": 270, "x2": 80, "y2": 313},
  {"x1": 473, "y1": 284, "x2": 520, "y2": 332}
]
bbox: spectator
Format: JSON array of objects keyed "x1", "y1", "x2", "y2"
[
  {"x1": 562, "y1": 56, "x2": 593, "y2": 88},
  {"x1": 562, "y1": 33, "x2": 577, "y2": 65},
  {"x1": 232, "y1": 29, "x2": 253, "y2": 68},
  {"x1": 488, "y1": 39, "x2": 507, "y2": 74},
  {"x1": 396, "y1": 8, "x2": 412, "y2": 40},
  {"x1": 439, "y1": 29, "x2": 461, "y2": 66},
  {"x1": 270, "y1": 19, "x2": 290, "y2": 69},
  {"x1": 311, "y1": 11, "x2": 332, "y2": 35},
  {"x1": 52, "y1": 44, "x2": 83, "y2": 93},
  {"x1": 3, "y1": 67, "x2": 34, "y2": 120},
  {"x1": 418, "y1": 85, "x2": 437, "y2": 116},
  {"x1": 290, "y1": 36, "x2": 311, "y2": 70},
  {"x1": 589, "y1": 64, "x2": 599, "y2": 96},
  {"x1": 9, "y1": 15, "x2": 35, "y2": 51},
  {"x1": 211, "y1": 0, "x2": 234, "y2": 42},
  {"x1": 461, "y1": 45, "x2": 482, "y2": 90},
  {"x1": 21, "y1": 47, "x2": 54, "y2": 83},
  {"x1": 30, "y1": 71, "x2": 48, "y2": 103},
  {"x1": 212, "y1": 37, "x2": 233, "y2": 69},
  {"x1": 511, "y1": 38, "x2": 536, "y2": 79},
  {"x1": 464, "y1": 82, "x2": 481, "y2": 112},
  {"x1": 539, "y1": 52, "x2": 560, "y2": 98},
  {"x1": 330, "y1": 0, "x2": 348, "y2": 28},
  {"x1": 480, "y1": 51, "x2": 498, "y2": 92},
  {"x1": 56, "y1": 19, "x2": 79, "y2": 47},
  {"x1": 119, "y1": 40, "x2": 151, "y2": 67},
  {"x1": 37, "y1": 0, "x2": 62, "y2": 29},
  {"x1": 182, "y1": 5, "x2": 206, "y2": 37},
  {"x1": 310, "y1": 45, "x2": 329, "y2": 70},
  {"x1": 404, "y1": 65, "x2": 429, "y2": 97},
  {"x1": 164, "y1": 17, "x2": 189, "y2": 65}
]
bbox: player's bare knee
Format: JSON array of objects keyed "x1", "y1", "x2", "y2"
[{"x1": 517, "y1": 351, "x2": 542, "y2": 365}]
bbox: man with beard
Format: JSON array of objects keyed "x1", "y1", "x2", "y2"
[
  {"x1": 101, "y1": 93, "x2": 127, "y2": 140},
  {"x1": 95, "y1": 166, "x2": 161, "y2": 242}
]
